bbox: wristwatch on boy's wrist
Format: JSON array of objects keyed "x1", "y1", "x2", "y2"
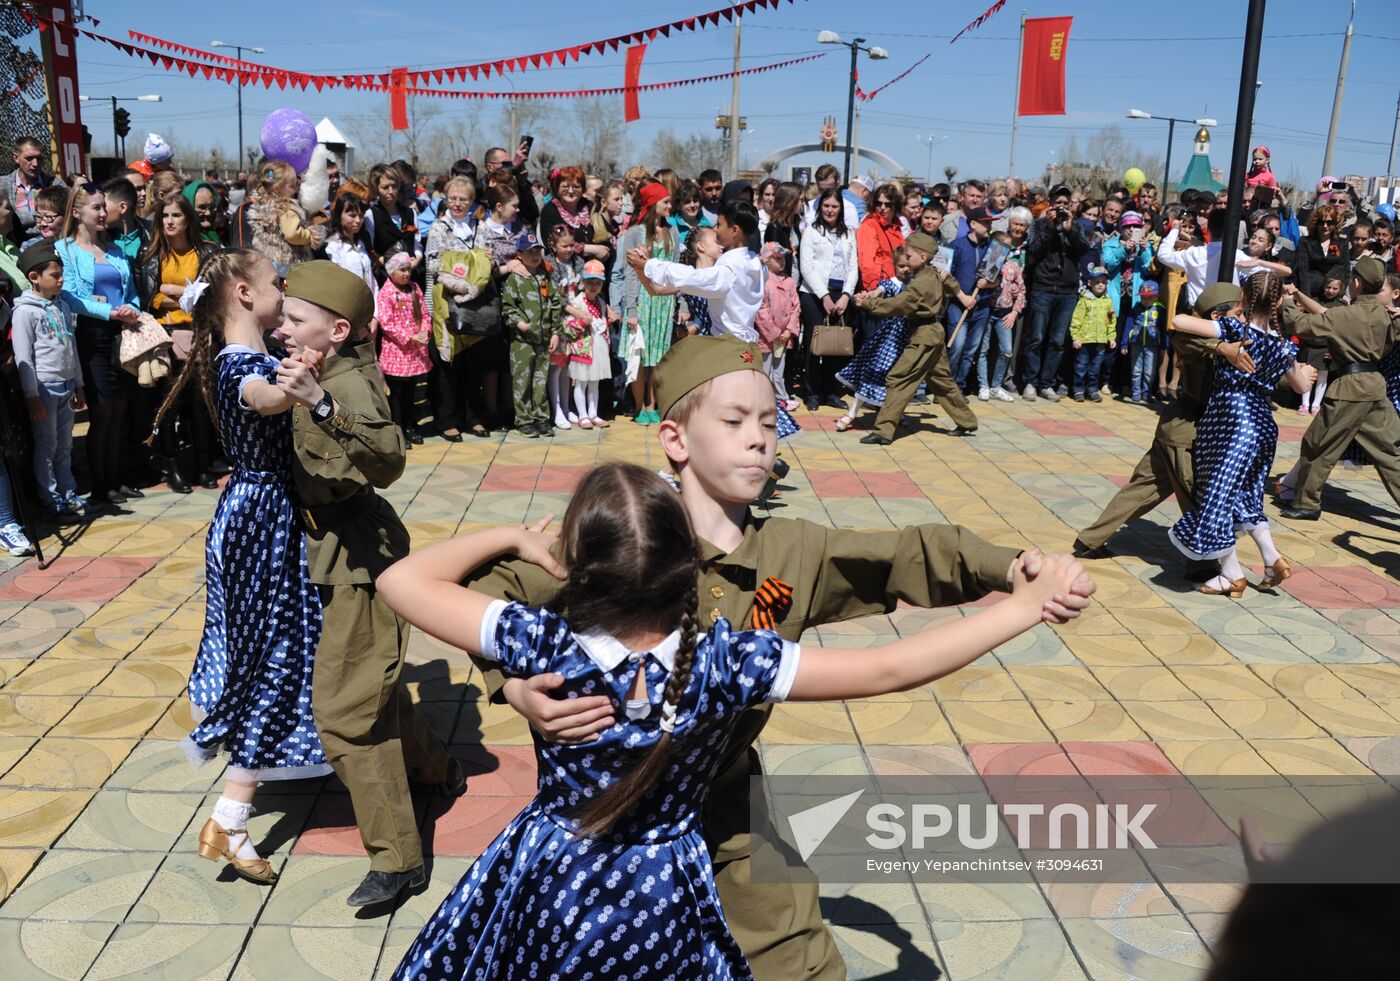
[{"x1": 310, "y1": 390, "x2": 335, "y2": 423}]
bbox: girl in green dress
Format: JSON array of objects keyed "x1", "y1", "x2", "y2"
[{"x1": 620, "y1": 184, "x2": 679, "y2": 424}]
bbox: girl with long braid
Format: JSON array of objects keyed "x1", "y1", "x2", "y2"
[
  {"x1": 1168, "y1": 272, "x2": 1318, "y2": 597},
  {"x1": 377, "y1": 462, "x2": 1083, "y2": 980},
  {"x1": 149, "y1": 248, "x2": 329, "y2": 885}
]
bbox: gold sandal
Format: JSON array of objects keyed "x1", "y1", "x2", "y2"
[
  {"x1": 1197, "y1": 578, "x2": 1247, "y2": 599},
  {"x1": 198, "y1": 819, "x2": 277, "y2": 884},
  {"x1": 1256, "y1": 556, "x2": 1292, "y2": 591}
]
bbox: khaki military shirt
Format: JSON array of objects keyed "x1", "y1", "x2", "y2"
[
  {"x1": 860, "y1": 265, "x2": 958, "y2": 328},
  {"x1": 1157, "y1": 334, "x2": 1221, "y2": 448},
  {"x1": 1292, "y1": 296, "x2": 1398, "y2": 401},
  {"x1": 466, "y1": 512, "x2": 1019, "y2": 861},
  {"x1": 290, "y1": 342, "x2": 410, "y2": 585}
]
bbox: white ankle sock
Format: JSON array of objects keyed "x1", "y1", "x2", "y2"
[
  {"x1": 1219, "y1": 551, "x2": 1245, "y2": 583},
  {"x1": 1250, "y1": 525, "x2": 1281, "y2": 567},
  {"x1": 212, "y1": 796, "x2": 260, "y2": 861}
]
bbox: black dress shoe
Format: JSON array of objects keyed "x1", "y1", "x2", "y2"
[
  {"x1": 440, "y1": 429, "x2": 464, "y2": 443},
  {"x1": 413, "y1": 760, "x2": 467, "y2": 798},
  {"x1": 1279, "y1": 505, "x2": 1321, "y2": 521},
  {"x1": 860, "y1": 432, "x2": 892, "y2": 445},
  {"x1": 822, "y1": 395, "x2": 848, "y2": 410},
  {"x1": 118, "y1": 484, "x2": 145, "y2": 499},
  {"x1": 1072, "y1": 539, "x2": 1110, "y2": 559},
  {"x1": 105, "y1": 488, "x2": 129, "y2": 504},
  {"x1": 207, "y1": 459, "x2": 233, "y2": 476},
  {"x1": 409, "y1": 431, "x2": 425, "y2": 445},
  {"x1": 346, "y1": 866, "x2": 426, "y2": 907},
  {"x1": 167, "y1": 472, "x2": 193, "y2": 495},
  {"x1": 950, "y1": 426, "x2": 977, "y2": 437},
  {"x1": 197, "y1": 473, "x2": 221, "y2": 489},
  {"x1": 804, "y1": 396, "x2": 821, "y2": 412}
]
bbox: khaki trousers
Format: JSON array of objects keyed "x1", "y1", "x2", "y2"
[
  {"x1": 873, "y1": 321, "x2": 978, "y2": 440},
  {"x1": 313, "y1": 583, "x2": 455, "y2": 873},
  {"x1": 1294, "y1": 397, "x2": 1400, "y2": 512},
  {"x1": 1078, "y1": 440, "x2": 1197, "y2": 549}
]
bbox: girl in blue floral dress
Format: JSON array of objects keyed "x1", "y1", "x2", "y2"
[
  {"x1": 149, "y1": 249, "x2": 329, "y2": 885},
  {"x1": 834, "y1": 248, "x2": 913, "y2": 431},
  {"x1": 377, "y1": 463, "x2": 1082, "y2": 980},
  {"x1": 1168, "y1": 273, "x2": 1317, "y2": 597}
]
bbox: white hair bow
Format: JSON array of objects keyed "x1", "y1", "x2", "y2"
[{"x1": 178, "y1": 277, "x2": 209, "y2": 315}]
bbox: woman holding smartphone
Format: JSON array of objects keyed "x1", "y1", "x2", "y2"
[{"x1": 799, "y1": 188, "x2": 860, "y2": 410}]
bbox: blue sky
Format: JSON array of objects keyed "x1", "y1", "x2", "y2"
[{"x1": 52, "y1": 0, "x2": 1400, "y2": 184}]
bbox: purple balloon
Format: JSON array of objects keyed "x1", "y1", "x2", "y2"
[{"x1": 259, "y1": 109, "x2": 317, "y2": 174}]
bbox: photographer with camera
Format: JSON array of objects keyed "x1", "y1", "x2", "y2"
[{"x1": 1019, "y1": 184, "x2": 1090, "y2": 402}]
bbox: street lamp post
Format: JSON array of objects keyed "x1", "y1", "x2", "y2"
[
  {"x1": 1125, "y1": 109, "x2": 1217, "y2": 200},
  {"x1": 818, "y1": 31, "x2": 888, "y2": 185},
  {"x1": 78, "y1": 94, "x2": 162, "y2": 158},
  {"x1": 915, "y1": 135, "x2": 943, "y2": 183},
  {"x1": 210, "y1": 41, "x2": 266, "y2": 171}
]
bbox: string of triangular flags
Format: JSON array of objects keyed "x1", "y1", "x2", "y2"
[
  {"x1": 120, "y1": 0, "x2": 803, "y2": 88},
  {"x1": 854, "y1": 0, "x2": 1006, "y2": 103},
  {"x1": 76, "y1": 20, "x2": 827, "y2": 101}
]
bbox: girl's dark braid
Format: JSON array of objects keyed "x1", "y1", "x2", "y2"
[
  {"x1": 1243, "y1": 270, "x2": 1284, "y2": 334},
  {"x1": 146, "y1": 249, "x2": 259, "y2": 446},
  {"x1": 574, "y1": 579, "x2": 700, "y2": 837},
  {"x1": 659, "y1": 583, "x2": 699, "y2": 726},
  {"x1": 146, "y1": 301, "x2": 218, "y2": 446}
]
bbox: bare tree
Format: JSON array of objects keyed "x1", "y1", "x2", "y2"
[
  {"x1": 561, "y1": 96, "x2": 627, "y2": 175},
  {"x1": 647, "y1": 129, "x2": 724, "y2": 176},
  {"x1": 423, "y1": 103, "x2": 486, "y2": 169},
  {"x1": 399, "y1": 94, "x2": 443, "y2": 171}
]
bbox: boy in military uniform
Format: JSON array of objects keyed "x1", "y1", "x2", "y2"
[
  {"x1": 853, "y1": 230, "x2": 979, "y2": 444},
  {"x1": 457, "y1": 334, "x2": 1096, "y2": 980},
  {"x1": 1075, "y1": 282, "x2": 1254, "y2": 569},
  {"x1": 502, "y1": 230, "x2": 563, "y2": 438},
  {"x1": 274, "y1": 261, "x2": 461, "y2": 908},
  {"x1": 1280, "y1": 257, "x2": 1400, "y2": 520}
]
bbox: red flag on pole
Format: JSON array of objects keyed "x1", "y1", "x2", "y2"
[
  {"x1": 624, "y1": 43, "x2": 647, "y2": 122},
  {"x1": 1016, "y1": 16, "x2": 1071, "y2": 116},
  {"x1": 390, "y1": 66, "x2": 409, "y2": 129}
]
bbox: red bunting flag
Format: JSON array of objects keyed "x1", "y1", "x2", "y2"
[
  {"x1": 950, "y1": 0, "x2": 1008, "y2": 44},
  {"x1": 390, "y1": 67, "x2": 409, "y2": 128},
  {"x1": 623, "y1": 44, "x2": 647, "y2": 122},
  {"x1": 1017, "y1": 16, "x2": 1072, "y2": 115}
]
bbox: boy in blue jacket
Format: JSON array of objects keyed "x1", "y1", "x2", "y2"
[{"x1": 1119, "y1": 280, "x2": 1164, "y2": 403}]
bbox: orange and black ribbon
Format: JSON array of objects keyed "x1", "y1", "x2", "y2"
[{"x1": 750, "y1": 577, "x2": 794, "y2": 630}]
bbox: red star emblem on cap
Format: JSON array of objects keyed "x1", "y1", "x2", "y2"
[{"x1": 741, "y1": 350, "x2": 754, "y2": 363}]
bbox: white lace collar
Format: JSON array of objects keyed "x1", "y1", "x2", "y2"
[{"x1": 574, "y1": 629, "x2": 682, "y2": 673}]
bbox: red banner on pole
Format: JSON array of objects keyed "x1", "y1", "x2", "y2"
[
  {"x1": 1017, "y1": 16, "x2": 1071, "y2": 116},
  {"x1": 37, "y1": 2, "x2": 85, "y2": 178},
  {"x1": 623, "y1": 44, "x2": 647, "y2": 122},
  {"x1": 390, "y1": 67, "x2": 408, "y2": 130}
]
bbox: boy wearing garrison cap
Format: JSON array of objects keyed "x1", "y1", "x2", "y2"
[
  {"x1": 1076, "y1": 282, "x2": 1255, "y2": 567},
  {"x1": 854, "y1": 229, "x2": 978, "y2": 443},
  {"x1": 273, "y1": 261, "x2": 460, "y2": 909},
  {"x1": 461, "y1": 333, "x2": 1097, "y2": 980}
]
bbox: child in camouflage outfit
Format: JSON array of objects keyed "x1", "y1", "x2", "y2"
[{"x1": 503, "y1": 230, "x2": 564, "y2": 438}]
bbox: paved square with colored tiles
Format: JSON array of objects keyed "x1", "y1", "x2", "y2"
[{"x1": 4, "y1": 395, "x2": 1400, "y2": 981}]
